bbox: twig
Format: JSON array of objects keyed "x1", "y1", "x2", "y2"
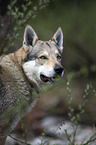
[
  {"x1": 42, "y1": 120, "x2": 65, "y2": 145},
  {"x1": 8, "y1": 134, "x2": 31, "y2": 145},
  {"x1": 5, "y1": 0, "x2": 48, "y2": 51},
  {"x1": 64, "y1": 129, "x2": 72, "y2": 144},
  {"x1": 90, "y1": 82, "x2": 96, "y2": 95},
  {"x1": 9, "y1": 113, "x2": 30, "y2": 145},
  {"x1": 72, "y1": 125, "x2": 77, "y2": 144},
  {"x1": 83, "y1": 133, "x2": 96, "y2": 145},
  {"x1": 0, "y1": 16, "x2": 11, "y2": 55},
  {"x1": 20, "y1": 0, "x2": 48, "y2": 26}
]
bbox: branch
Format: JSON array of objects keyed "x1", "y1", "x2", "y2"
[
  {"x1": 64, "y1": 129, "x2": 72, "y2": 143},
  {"x1": 20, "y1": 0, "x2": 48, "y2": 26},
  {"x1": 72, "y1": 125, "x2": 77, "y2": 144},
  {"x1": 4, "y1": 0, "x2": 48, "y2": 51},
  {"x1": 9, "y1": 134, "x2": 31, "y2": 145},
  {"x1": 83, "y1": 133, "x2": 96, "y2": 145},
  {"x1": 0, "y1": 16, "x2": 11, "y2": 55}
]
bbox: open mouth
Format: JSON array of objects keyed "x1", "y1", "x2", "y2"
[{"x1": 40, "y1": 74, "x2": 55, "y2": 82}]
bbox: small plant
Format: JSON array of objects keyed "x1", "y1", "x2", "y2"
[
  {"x1": 39, "y1": 130, "x2": 49, "y2": 145},
  {"x1": 65, "y1": 78, "x2": 96, "y2": 145},
  {"x1": 65, "y1": 79, "x2": 89, "y2": 145}
]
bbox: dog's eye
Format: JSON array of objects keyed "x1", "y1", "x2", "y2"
[
  {"x1": 57, "y1": 55, "x2": 61, "y2": 60},
  {"x1": 39, "y1": 56, "x2": 47, "y2": 60}
]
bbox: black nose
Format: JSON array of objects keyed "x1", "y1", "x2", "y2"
[{"x1": 54, "y1": 65, "x2": 64, "y2": 75}]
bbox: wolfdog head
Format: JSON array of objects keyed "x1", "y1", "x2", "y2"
[{"x1": 22, "y1": 25, "x2": 64, "y2": 88}]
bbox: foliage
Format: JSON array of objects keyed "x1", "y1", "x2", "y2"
[
  {"x1": 8, "y1": 77, "x2": 96, "y2": 145},
  {"x1": 65, "y1": 79, "x2": 89, "y2": 145},
  {"x1": 0, "y1": 0, "x2": 50, "y2": 55},
  {"x1": 37, "y1": 79, "x2": 96, "y2": 145}
]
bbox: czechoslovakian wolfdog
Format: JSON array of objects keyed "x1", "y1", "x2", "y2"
[{"x1": 0, "y1": 25, "x2": 64, "y2": 144}]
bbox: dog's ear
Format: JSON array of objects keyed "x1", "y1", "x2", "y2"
[
  {"x1": 23, "y1": 25, "x2": 38, "y2": 52},
  {"x1": 52, "y1": 27, "x2": 63, "y2": 52}
]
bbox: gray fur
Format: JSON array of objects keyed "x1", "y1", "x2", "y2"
[
  {"x1": 0, "y1": 55, "x2": 38, "y2": 144},
  {"x1": 0, "y1": 25, "x2": 64, "y2": 145}
]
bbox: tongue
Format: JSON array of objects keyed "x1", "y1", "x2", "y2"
[
  {"x1": 40, "y1": 74, "x2": 54, "y2": 82},
  {"x1": 43, "y1": 76, "x2": 48, "y2": 82},
  {"x1": 44, "y1": 76, "x2": 51, "y2": 82},
  {"x1": 48, "y1": 78, "x2": 51, "y2": 82},
  {"x1": 44, "y1": 77, "x2": 47, "y2": 81}
]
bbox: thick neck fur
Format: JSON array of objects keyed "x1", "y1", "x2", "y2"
[
  {"x1": 12, "y1": 47, "x2": 26, "y2": 66},
  {"x1": 11, "y1": 47, "x2": 40, "y2": 92}
]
